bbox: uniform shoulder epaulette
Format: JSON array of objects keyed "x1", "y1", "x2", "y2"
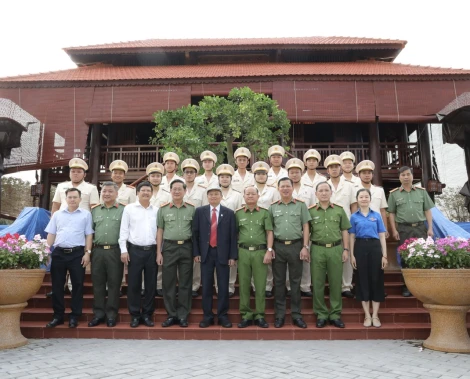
[
  {"x1": 389, "y1": 187, "x2": 399, "y2": 193},
  {"x1": 415, "y1": 186, "x2": 426, "y2": 190},
  {"x1": 162, "y1": 188, "x2": 170, "y2": 193},
  {"x1": 91, "y1": 204, "x2": 101, "y2": 210},
  {"x1": 332, "y1": 202, "x2": 343, "y2": 208},
  {"x1": 119, "y1": 202, "x2": 127, "y2": 207},
  {"x1": 271, "y1": 200, "x2": 279, "y2": 204},
  {"x1": 308, "y1": 204, "x2": 318, "y2": 209},
  {"x1": 295, "y1": 198, "x2": 305, "y2": 203},
  {"x1": 303, "y1": 183, "x2": 313, "y2": 188},
  {"x1": 344, "y1": 179, "x2": 353, "y2": 183},
  {"x1": 232, "y1": 189, "x2": 241, "y2": 193},
  {"x1": 235, "y1": 206, "x2": 245, "y2": 212},
  {"x1": 259, "y1": 206, "x2": 269, "y2": 211},
  {"x1": 160, "y1": 202, "x2": 170, "y2": 207},
  {"x1": 126, "y1": 185, "x2": 135, "y2": 189},
  {"x1": 198, "y1": 184, "x2": 207, "y2": 189},
  {"x1": 185, "y1": 201, "x2": 195, "y2": 207}
]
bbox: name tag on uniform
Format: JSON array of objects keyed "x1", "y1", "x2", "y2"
[
  {"x1": 313, "y1": 216, "x2": 320, "y2": 220},
  {"x1": 369, "y1": 217, "x2": 376, "y2": 221}
]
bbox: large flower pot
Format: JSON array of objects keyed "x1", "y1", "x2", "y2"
[
  {"x1": 402, "y1": 269, "x2": 470, "y2": 353},
  {"x1": 0, "y1": 269, "x2": 46, "y2": 349}
]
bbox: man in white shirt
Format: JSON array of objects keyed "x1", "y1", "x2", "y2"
[
  {"x1": 301, "y1": 149, "x2": 327, "y2": 188},
  {"x1": 195, "y1": 150, "x2": 218, "y2": 188},
  {"x1": 232, "y1": 147, "x2": 254, "y2": 193},
  {"x1": 101, "y1": 160, "x2": 136, "y2": 205},
  {"x1": 267, "y1": 145, "x2": 288, "y2": 187},
  {"x1": 119, "y1": 181, "x2": 159, "y2": 328},
  {"x1": 340, "y1": 151, "x2": 361, "y2": 186},
  {"x1": 161, "y1": 152, "x2": 182, "y2": 188}
]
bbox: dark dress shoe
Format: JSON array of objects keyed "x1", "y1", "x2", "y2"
[
  {"x1": 142, "y1": 317, "x2": 154, "y2": 327},
  {"x1": 293, "y1": 318, "x2": 307, "y2": 328},
  {"x1": 69, "y1": 318, "x2": 78, "y2": 328},
  {"x1": 179, "y1": 319, "x2": 188, "y2": 328},
  {"x1": 330, "y1": 319, "x2": 345, "y2": 328},
  {"x1": 107, "y1": 319, "x2": 116, "y2": 327},
  {"x1": 156, "y1": 289, "x2": 163, "y2": 297},
  {"x1": 265, "y1": 291, "x2": 273, "y2": 298},
  {"x1": 218, "y1": 318, "x2": 232, "y2": 328},
  {"x1": 286, "y1": 290, "x2": 291, "y2": 297},
  {"x1": 192, "y1": 290, "x2": 199, "y2": 298},
  {"x1": 161, "y1": 317, "x2": 178, "y2": 327},
  {"x1": 341, "y1": 290, "x2": 354, "y2": 299},
  {"x1": 316, "y1": 319, "x2": 327, "y2": 328},
  {"x1": 46, "y1": 318, "x2": 64, "y2": 328},
  {"x1": 255, "y1": 318, "x2": 269, "y2": 328},
  {"x1": 130, "y1": 317, "x2": 140, "y2": 328},
  {"x1": 402, "y1": 286, "x2": 411, "y2": 297},
  {"x1": 229, "y1": 291, "x2": 235, "y2": 298},
  {"x1": 88, "y1": 317, "x2": 104, "y2": 327},
  {"x1": 274, "y1": 318, "x2": 285, "y2": 328},
  {"x1": 199, "y1": 318, "x2": 214, "y2": 328},
  {"x1": 237, "y1": 319, "x2": 253, "y2": 328},
  {"x1": 45, "y1": 291, "x2": 53, "y2": 298},
  {"x1": 301, "y1": 291, "x2": 313, "y2": 297}
]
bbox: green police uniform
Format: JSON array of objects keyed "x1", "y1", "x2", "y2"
[
  {"x1": 388, "y1": 185, "x2": 435, "y2": 248},
  {"x1": 236, "y1": 206, "x2": 273, "y2": 321},
  {"x1": 309, "y1": 203, "x2": 351, "y2": 321},
  {"x1": 157, "y1": 201, "x2": 195, "y2": 320},
  {"x1": 91, "y1": 202, "x2": 125, "y2": 320},
  {"x1": 269, "y1": 198, "x2": 311, "y2": 320}
]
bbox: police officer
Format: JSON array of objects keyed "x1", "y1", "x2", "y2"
[
  {"x1": 236, "y1": 186, "x2": 273, "y2": 329},
  {"x1": 286, "y1": 158, "x2": 316, "y2": 297},
  {"x1": 157, "y1": 179, "x2": 195, "y2": 328},
  {"x1": 146, "y1": 162, "x2": 171, "y2": 296},
  {"x1": 161, "y1": 152, "x2": 182, "y2": 188},
  {"x1": 388, "y1": 166, "x2": 435, "y2": 297},
  {"x1": 309, "y1": 181, "x2": 351, "y2": 329},
  {"x1": 250, "y1": 161, "x2": 280, "y2": 298},
  {"x1": 182, "y1": 158, "x2": 208, "y2": 298},
  {"x1": 356, "y1": 160, "x2": 389, "y2": 236},
  {"x1": 232, "y1": 147, "x2": 254, "y2": 193},
  {"x1": 269, "y1": 177, "x2": 311, "y2": 329},
  {"x1": 301, "y1": 149, "x2": 327, "y2": 187},
  {"x1": 340, "y1": 151, "x2": 361, "y2": 186},
  {"x1": 216, "y1": 164, "x2": 243, "y2": 296},
  {"x1": 196, "y1": 150, "x2": 218, "y2": 188},
  {"x1": 267, "y1": 145, "x2": 288, "y2": 187},
  {"x1": 89, "y1": 182, "x2": 125, "y2": 328},
  {"x1": 325, "y1": 154, "x2": 358, "y2": 299},
  {"x1": 102, "y1": 160, "x2": 136, "y2": 205}
]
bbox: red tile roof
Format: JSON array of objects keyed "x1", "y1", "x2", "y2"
[
  {"x1": 2, "y1": 62, "x2": 469, "y2": 84},
  {"x1": 64, "y1": 36, "x2": 407, "y2": 52}
]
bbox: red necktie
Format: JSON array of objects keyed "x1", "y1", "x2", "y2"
[{"x1": 210, "y1": 208, "x2": 217, "y2": 247}]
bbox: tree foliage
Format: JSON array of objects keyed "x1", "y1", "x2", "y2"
[
  {"x1": 151, "y1": 87, "x2": 291, "y2": 166},
  {"x1": 1, "y1": 177, "x2": 31, "y2": 218},
  {"x1": 435, "y1": 186, "x2": 470, "y2": 222}
]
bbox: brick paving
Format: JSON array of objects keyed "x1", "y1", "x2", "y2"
[{"x1": 1, "y1": 340, "x2": 470, "y2": 378}]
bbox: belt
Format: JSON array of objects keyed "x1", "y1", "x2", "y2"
[
  {"x1": 355, "y1": 238, "x2": 379, "y2": 241},
  {"x1": 93, "y1": 244, "x2": 119, "y2": 250},
  {"x1": 164, "y1": 239, "x2": 192, "y2": 245},
  {"x1": 311, "y1": 240, "x2": 342, "y2": 248},
  {"x1": 128, "y1": 242, "x2": 156, "y2": 251},
  {"x1": 239, "y1": 244, "x2": 267, "y2": 251},
  {"x1": 56, "y1": 246, "x2": 84, "y2": 254},
  {"x1": 274, "y1": 238, "x2": 301, "y2": 245},
  {"x1": 398, "y1": 222, "x2": 424, "y2": 227}
]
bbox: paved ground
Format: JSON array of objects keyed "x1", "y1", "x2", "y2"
[{"x1": 0, "y1": 340, "x2": 469, "y2": 379}]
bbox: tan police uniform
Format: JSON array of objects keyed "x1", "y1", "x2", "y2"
[
  {"x1": 195, "y1": 150, "x2": 218, "y2": 188},
  {"x1": 301, "y1": 149, "x2": 327, "y2": 188},
  {"x1": 161, "y1": 152, "x2": 182, "y2": 188},
  {"x1": 340, "y1": 151, "x2": 361, "y2": 186},
  {"x1": 232, "y1": 147, "x2": 254, "y2": 193},
  {"x1": 52, "y1": 158, "x2": 100, "y2": 212},
  {"x1": 356, "y1": 160, "x2": 388, "y2": 214},
  {"x1": 216, "y1": 164, "x2": 242, "y2": 294},
  {"x1": 267, "y1": 145, "x2": 288, "y2": 187},
  {"x1": 100, "y1": 160, "x2": 137, "y2": 205},
  {"x1": 325, "y1": 154, "x2": 357, "y2": 294}
]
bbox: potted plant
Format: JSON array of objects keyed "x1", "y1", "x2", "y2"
[
  {"x1": 400, "y1": 236, "x2": 470, "y2": 353},
  {"x1": 0, "y1": 233, "x2": 50, "y2": 349}
]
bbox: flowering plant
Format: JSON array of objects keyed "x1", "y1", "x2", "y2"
[
  {"x1": 399, "y1": 236, "x2": 470, "y2": 269},
  {"x1": 0, "y1": 233, "x2": 50, "y2": 270}
]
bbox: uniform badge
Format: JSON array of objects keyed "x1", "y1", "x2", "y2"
[{"x1": 369, "y1": 217, "x2": 376, "y2": 221}]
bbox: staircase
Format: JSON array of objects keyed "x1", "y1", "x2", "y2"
[{"x1": 20, "y1": 270, "x2": 470, "y2": 340}]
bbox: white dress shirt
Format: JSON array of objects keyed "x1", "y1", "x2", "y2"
[
  {"x1": 210, "y1": 204, "x2": 221, "y2": 223},
  {"x1": 119, "y1": 201, "x2": 159, "y2": 253}
]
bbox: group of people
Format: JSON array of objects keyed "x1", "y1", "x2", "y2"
[{"x1": 44, "y1": 145, "x2": 435, "y2": 330}]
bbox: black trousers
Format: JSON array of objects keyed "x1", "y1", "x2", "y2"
[
  {"x1": 354, "y1": 239, "x2": 385, "y2": 302},
  {"x1": 50, "y1": 247, "x2": 85, "y2": 319},
  {"x1": 201, "y1": 247, "x2": 229, "y2": 320},
  {"x1": 127, "y1": 244, "x2": 157, "y2": 318}
]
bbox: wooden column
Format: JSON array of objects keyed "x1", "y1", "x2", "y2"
[
  {"x1": 368, "y1": 122, "x2": 383, "y2": 186},
  {"x1": 418, "y1": 124, "x2": 432, "y2": 193},
  {"x1": 88, "y1": 124, "x2": 101, "y2": 186},
  {"x1": 39, "y1": 169, "x2": 51, "y2": 210}
]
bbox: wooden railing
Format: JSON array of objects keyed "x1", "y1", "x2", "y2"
[
  {"x1": 289, "y1": 142, "x2": 370, "y2": 163},
  {"x1": 379, "y1": 142, "x2": 420, "y2": 169},
  {"x1": 100, "y1": 145, "x2": 163, "y2": 172}
]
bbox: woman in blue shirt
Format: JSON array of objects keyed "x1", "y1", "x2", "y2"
[{"x1": 349, "y1": 188, "x2": 388, "y2": 328}]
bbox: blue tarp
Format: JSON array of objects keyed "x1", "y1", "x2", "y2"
[
  {"x1": 0, "y1": 207, "x2": 51, "y2": 240},
  {"x1": 455, "y1": 222, "x2": 470, "y2": 234},
  {"x1": 431, "y1": 208, "x2": 470, "y2": 239}
]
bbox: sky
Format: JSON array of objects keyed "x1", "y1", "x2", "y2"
[{"x1": 1, "y1": 0, "x2": 468, "y2": 186}]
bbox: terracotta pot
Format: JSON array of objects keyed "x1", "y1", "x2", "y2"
[
  {"x1": 0, "y1": 269, "x2": 46, "y2": 349},
  {"x1": 402, "y1": 269, "x2": 470, "y2": 353}
]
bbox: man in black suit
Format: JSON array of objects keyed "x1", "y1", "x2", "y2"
[{"x1": 193, "y1": 183, "x2": 238, "y2": 328}]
